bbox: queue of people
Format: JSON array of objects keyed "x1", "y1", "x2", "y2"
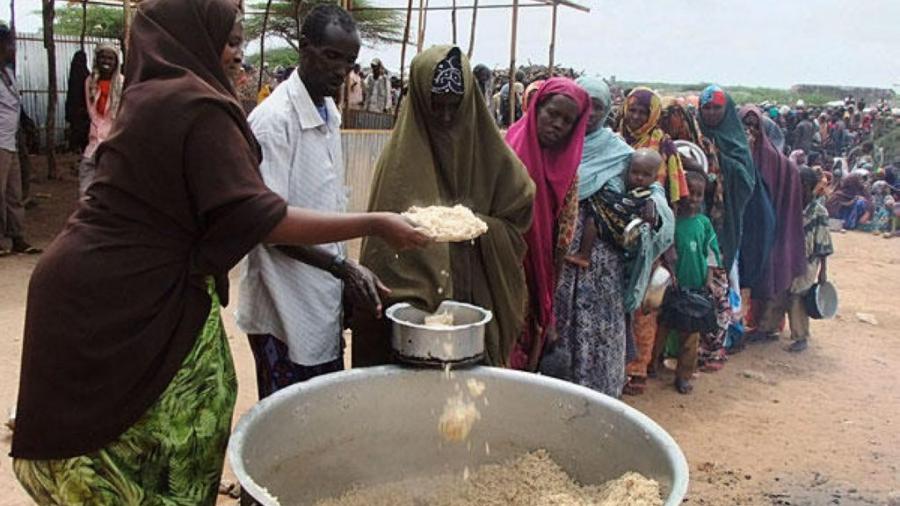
[{"x1": 6, "y1": 0, "x2": 890, "y2": 503}]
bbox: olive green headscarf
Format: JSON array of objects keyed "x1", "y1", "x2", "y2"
[{"x1": 358, "y1": 45, "x2": 535, "y2": 366}]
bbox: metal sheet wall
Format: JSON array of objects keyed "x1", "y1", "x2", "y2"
[
  {"x1": 343, "y1": 109, "x2": 395, "y2": 130},
  {"x1": 15, "y1": 34, "x2": 121, "y2": 148},
  {"x1": 341, "y1": 130, "x2": 391, "y2": 212}
]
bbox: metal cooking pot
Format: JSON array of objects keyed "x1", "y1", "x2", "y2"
[
  {"x1": 804, "y1": 281, "x2": 838, "y2": 319},
  {"x1": 229, "y1": 366, "x2": 689, "y2": 505},
  {"x1": 386, "y1": 301, "x2": 491, "y2": 366}
]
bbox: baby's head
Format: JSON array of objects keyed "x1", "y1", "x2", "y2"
[{"x1": 627, "y1": 148, "x2": 662, "y2": 190}]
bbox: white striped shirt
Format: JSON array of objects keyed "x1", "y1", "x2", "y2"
[{"x1": 236, "y1": 71, "x2": 347, "y2": 366}]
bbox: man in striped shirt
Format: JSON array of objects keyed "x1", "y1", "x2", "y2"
[{"x1": 237, "y1": 5, "x2": 386, "y2": 398}]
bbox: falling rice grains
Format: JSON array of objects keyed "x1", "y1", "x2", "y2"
[
  {"x1": 438, "y1": 394, "x2": 481, "y2": 442},
  {"x1": 465, "y1": 378, "x2": 486, "y2": 398}
]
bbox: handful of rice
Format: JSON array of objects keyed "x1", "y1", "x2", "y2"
[{"x1": 402, "y1": 205, "x2": 488, "y2": 242}]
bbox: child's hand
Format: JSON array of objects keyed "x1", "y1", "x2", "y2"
[{"x1": 641, "y1": 200, "x2": 658, "y2": 224}]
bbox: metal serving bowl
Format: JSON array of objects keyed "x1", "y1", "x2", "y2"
[
  {"x1": 229, "y1": 366, "x2": 689, "y2": 505},
  {"x1": 386, "y1": 301, "x2": 492, "y2": 366},
  {"x1": 674, "y1": 140, "x2": 709, "y2": 173}
]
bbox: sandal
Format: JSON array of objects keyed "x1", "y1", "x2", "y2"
[
  {"x1": 622, "y1": 377, "x2": 646, "y2": 396},
  {"x1": 786, "y1": 339, "x2": 808, "y2": 353},
  {"x1": 700, "y1": 361, "x2": 725, "y2": 373},
  {"x1": 11, "y1": 240, "x2": 41, "y2": 255}
]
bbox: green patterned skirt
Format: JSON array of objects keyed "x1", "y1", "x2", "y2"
[{"x1": 14, "y1": 280, "x2": 237, "y2": 506}]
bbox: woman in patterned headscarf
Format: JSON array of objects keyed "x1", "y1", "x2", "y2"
[
  {"x1": 659, "y1": 98, "x2": 725, "y2": 230},
  {"x1": 354, "y1": 46, "x2": 535, "y2": 368},
  {"x1": 618, "y1": 87, "x2": 688, "y2": 203}
]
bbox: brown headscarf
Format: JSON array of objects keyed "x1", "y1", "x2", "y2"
[{"x1": 12, "y1": 0, "x2": 286, "y2": 459}]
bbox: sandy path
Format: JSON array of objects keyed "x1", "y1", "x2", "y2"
[{"x1": 0, "y1": 170, "x2": 897, "y2": 505}]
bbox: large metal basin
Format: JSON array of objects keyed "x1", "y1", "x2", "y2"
[{"x1": 229, "y1": 366, "x2": 689, "y2": 505}]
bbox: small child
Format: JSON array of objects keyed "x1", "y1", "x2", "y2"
[
  {"x1": 870, "y1": 180, "x2": 898, "y2": 238},
  {"x1": 667, "y1": 171, "x2": 721, "y2": 394},
  {"x1": 785, "y1": 167, "x2": 834, "y2": 352},
  {"x1": 566, "y1": 148, "x2": 661, "y2": 268}
]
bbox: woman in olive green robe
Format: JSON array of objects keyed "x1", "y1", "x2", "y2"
[{"x1": 352, "y1": 46, "x2": 535, "y2": 367}]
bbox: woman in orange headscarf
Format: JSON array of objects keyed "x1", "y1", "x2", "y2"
[
  {"x1": 618, "y1": 87, "x2": 688, "y2": 203},
  {"x1": 617, "y1": 88, "x2": 686, "y2": 395}
]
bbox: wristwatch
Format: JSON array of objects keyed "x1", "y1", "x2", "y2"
[{"x1": 328, "y1": 254, "x2": 347, "y2": 277}]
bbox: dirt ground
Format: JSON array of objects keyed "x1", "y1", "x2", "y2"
[{"x1": 0, "y1": 163, "x2": 898, "y2": 505}]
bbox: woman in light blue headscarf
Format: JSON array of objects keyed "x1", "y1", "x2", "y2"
[
  {"x1": 545, "y1": 76, "x2": 673, "y2": 398},
  {"x1": 575, "y1": 78, "x2": 634, "y2": 200}
]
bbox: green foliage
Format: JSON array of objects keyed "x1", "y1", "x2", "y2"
[
  {"x1": 245, "y1": 47, "x2": 299, "y2": 68},
  {"x1": 246, "y1": 0, "x2": 404, "y2": 51},
  {"x1": 51, "y1": 5, "x2": 124, "y2": 41},
  {"x1": 617, "y1": 81, "x2": 839, "y2": 107}
]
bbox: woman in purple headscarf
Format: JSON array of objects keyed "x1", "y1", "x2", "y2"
[{"x1": 739, "y1": 106, "x2": 807, "y2": 342}]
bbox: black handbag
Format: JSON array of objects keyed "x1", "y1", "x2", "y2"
[{"x1": 660, "y1": 286, "x2": 718, "y2": 334}]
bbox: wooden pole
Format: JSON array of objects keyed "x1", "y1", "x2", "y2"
[
  {"x1": 121, "y1": 0, "x2": 132, "y2": 58},
  {"x1": 257, "y1": 0, "x2": 274, "y2": 93},
  {"x1": 466, "y1": 0, "x2": 478, "y2": 59},
  {"x1": 451, "y1": 0, "x2": 457, "y2": 45},
  {"x1": 548, "y1": 1, "x2": 557, "y2": 76},
  {"x1": 400, "y1": 0, "x2": 413, "y2": 88},
  {"x1": 422, "y1": 0, "x2": 429, "y2": 50},
  {"x1": 507, "y1": 0, "x2": 518, "y2": 126},
  {"x1": 41, "y1": 0, "x2": 57, "y2": 179},
  {"x1": 415, "y1": 0, "x2": 426, "y2": 53},
  {"x1": 342, "y1": 0, "x2": 351, "y2": 111},
  {"x1": 9, "y1": 0, "x2": 14, "y2": 32},
  {"x1": 80, "y1": 0, "x2": 87, "y2": 50}
]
